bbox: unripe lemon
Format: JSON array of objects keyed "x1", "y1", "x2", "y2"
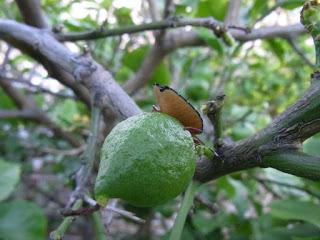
[{"x1": 94, "y1": 112, "x2": 197, "y2": 207}]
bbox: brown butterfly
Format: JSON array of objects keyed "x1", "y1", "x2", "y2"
[{"x1": 153, "y1": 83, "x2": 203, "y2": 144}]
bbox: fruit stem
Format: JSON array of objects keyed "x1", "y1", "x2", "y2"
[{"x1": 169, "y1": 181, "x2": 198, "y2": 240}]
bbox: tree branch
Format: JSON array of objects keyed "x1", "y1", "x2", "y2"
[
  {"x1": 0, "y1": 15, "x2": 319, "y2": 182},
  {"x1": 0, "y1": 73, "x2": 76, "y2": 99},
  {"x1": 57, "y1": 17, "x2": 228, "y2": 42},
  {"x1": 203, "y1": 94, "x2": 226, "y2": 149},
  {"x1": 146, "y1": 0, "x2": 160, "y2": 21},
  {"x1": 255, "y1": 176, "x2": 320, "y2": 200},
  {"x1": 0, "y1": 74, "x2": 36, "y2": 109},
  {"x1": 262, "y1": 151, "x2": 320, "y2": 181},
  {"x1": 287, "y1": 37, "x2": 315, "y2": 69},
  {"x1": 123, "y1": 45, "x2": 166, "y2": 94},
  {"x1": 14, "y1": 0, "x2": 92, "y2": 109},
  {"x1": 0, "y1": 19, "x2": 142, "y2": 119},
  {"x1": 195, "y1": 74, "x2": 320, "y2": 182},
  {"x1": 50, "y1": 102, "x2": 102, "y2": 239},
  {"x1": 15, "y1": 0, "x2": 48, "y2": 29},
  {"x1": 0, "y1": 109, "x2": 36, "y2": 119},
  {"x1": 0, "y1": 74, "x2": 82, "y2": 147},
  {"x1": 225, "y1": 0, "x2": 242, "y2": 25}
]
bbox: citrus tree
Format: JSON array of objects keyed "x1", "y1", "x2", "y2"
[{"x1": 0, "y1": 0, "x2": 320, "y2": 239}]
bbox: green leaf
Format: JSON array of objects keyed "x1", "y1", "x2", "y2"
[
  {"x1": 114, "y1": 7, "x2": 133, "y2": 25},
  {"x1": 192, "y1": 211, "x2": 229, "y2": 234},
  {"x1": 267, "y1": 39, "x2": 286, "y2": 62},
  {"x1": 0, "y1": 89, "x2": 16, "y2": 110},
  {"x1": 279, "y1": 0, "x2": 306, "y2": 10},
  {"x1": 122, "y1": 46, "x2": 171, "y2": 86},
  {"x1": 303, "y1": 133, "x2": 320, "y2": 155},
  {"x1": 0, "y1": 200, "x2": 47, "y2": 240},
  {"x1": 270, "y1": 200, "x2": 320, "y2": 227},
  {"x1": 195, "y1": 0, "x2": 228, "y2": 21},
  {"x1": 248, "y1": 0, "x2": 269, "y2": 20},
  {"x1": 196, "y1": 28, "x2": 223, "y2": 54},
  {"x1": 50, "y1": 99, "x2": 80, "y2": 128},
  {"x1": 0, "y1": 159, "x2": 21, "y2": 202}
]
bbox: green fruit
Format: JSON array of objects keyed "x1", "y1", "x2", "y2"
[{"x1": 94, "y1": 112, "x2": 196, "y2": 207}]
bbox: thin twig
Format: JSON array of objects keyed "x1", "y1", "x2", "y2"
[
  {"x1": 58, "y1": 17, "x2": 227, "y2": 42},
  {"x1": 50, "y1": 199, "x2": 83, "y2": 240},
  {"x1": 105, "y1": 205, "x2": 146, "y2": 224},
  {"x1": 255, "y1": 177, "x2": 320, "y2": 200},
  {"x1": 287, "y1": 37, "x2": 315, "y2": 69},
  {"x1": 51, "y1": 98, "x2": 102, "y2": 239},
  {"x1": 0, "y1": 74, "x2": 76, "y2": 99},
  {"x1": 103, "y1": 199, "x2": 118, "y2": 231},
  {"x1": 61, "y1": 204, "x2": 100, "y2": 217}
]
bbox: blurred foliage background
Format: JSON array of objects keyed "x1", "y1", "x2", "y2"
[{"x1": 0, "y1": 0, "x2": 320, "y2": 239}]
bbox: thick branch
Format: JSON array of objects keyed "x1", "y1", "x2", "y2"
[
  {"x1": 195, "y1": 76, "x2": 320, "y2": 182},
  {"x1": 0, "y1": 19, "x2": 142, "y2": 119},
  {"x1": 15, "y1": 0, "x2": 92, "y2": 109},
  {"x1": 262, "y1": 151, "x2": 320, "y2": 181}
]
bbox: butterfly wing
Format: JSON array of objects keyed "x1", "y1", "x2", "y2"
[{"x1": 153, "y1": 84, "x2": 203, "y2": 132}]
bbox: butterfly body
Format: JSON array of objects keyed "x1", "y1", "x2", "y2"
[{"x1": 153, "y1": 84, "x2": 203, "y2": 144}]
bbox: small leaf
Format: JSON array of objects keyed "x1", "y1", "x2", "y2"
[
  {"x1": 169, "y1": 181, "x2": 198, "y2": 240},
  {"x1": 0, "y1": 159, "x2": 21, "y2": 202},
  {"x1": 0, "y1": 200, "x2": 47, "y2": 240},
  {"x1": 267, "y1": 39, "x2": 286, "y2": 62},
  {"x1": 123, "y1": 46, "x2": 171, "y2": 86},
  {"x1": 270, "y1": 200, "x2": 320, "y2": 227},
  {"x1": 196, "y1": 28, "x2": 223, "y2": 54},
  {"x1": 279, "y1": 0, "x2": 306, "y2": 10},
  {"x1": 303, "y1": 133, "x2": 320, "y2": 155},
  {"x1": 195, "y1": 0, "x2": 228, "y2": 21}
]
